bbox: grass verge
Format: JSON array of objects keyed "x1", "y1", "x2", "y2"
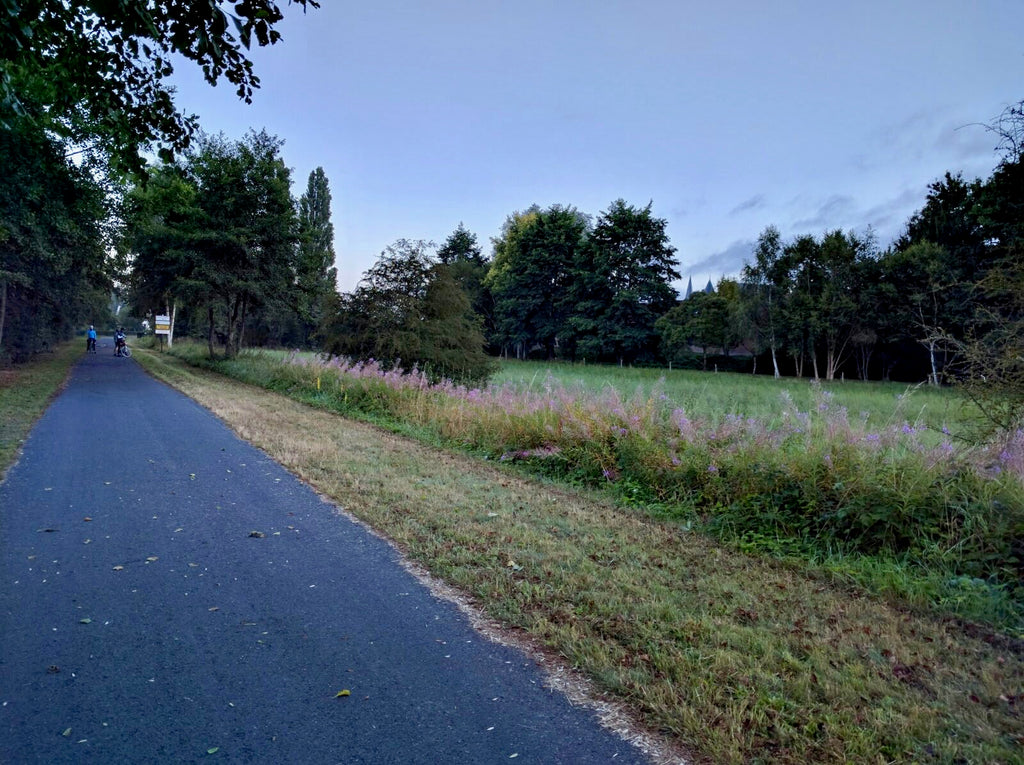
[
  {"x1": 158, "y1": 344, "x2": 1024, "y2": 630},
  {"x1": 0, "y1": 342, "x2": 81, "y2": 478},
  {"x1": 136, "y1": 347, "x2": 1024, "y2": 764}
]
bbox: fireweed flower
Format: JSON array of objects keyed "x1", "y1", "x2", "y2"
[{"x1": 272, "y1": 351, "x2": 1024, "y2": 483}]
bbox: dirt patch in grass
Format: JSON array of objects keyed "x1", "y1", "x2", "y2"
[{"x1": 137, "y1": 349, "x2": 1024, "y2": 764}]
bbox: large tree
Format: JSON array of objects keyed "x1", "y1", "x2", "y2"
[
  {"x1": 566, "y1": 200, "x2": 679, "y2": 364},
  {"x1": 296, "y1": 167, "x2": 337, "y2": 344},
  {"x1": 126, "y1": 131, "x2": 299, "y2": 357},
  {"x1": 740, "y1": 226, "x2": 786, "y2": 377},
  {"x1": 322, "y1": 239, "x2": 492, "y2": 383},
  {"x1": 0, "y1": 122, "x2": 110, "y2": 360},
  {"x1": 437, "y1": 223, "x2": 494, "y2": 347},
  {"x1": 486, "y1": 205, "x2": 589, "y2": 359},
  {"x1": 656, "y1": 291, "x2": 730, "y2": 370},
  {"x1": 954, "y1": 102, "x2": 1024, "y2": 430},
  {"x1": 1, "y1": 0, "x2": 319, "y2": 174}
]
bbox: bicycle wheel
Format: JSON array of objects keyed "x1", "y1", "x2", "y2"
[{"x1": 121, "y1": 346, "x2": 132, "y2": 358}]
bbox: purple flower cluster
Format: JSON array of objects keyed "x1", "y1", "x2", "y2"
[{"x1": 276, "y1": 352, "x2": 1024, "y2": 485}]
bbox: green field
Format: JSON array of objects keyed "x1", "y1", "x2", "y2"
[{"x1": 492, "y1": 359, "x2": 972, "y2": 434}]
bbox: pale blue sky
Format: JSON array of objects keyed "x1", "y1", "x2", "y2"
[{"x1": 168, "y1": 0, "x2": 1023, "y2": 292}]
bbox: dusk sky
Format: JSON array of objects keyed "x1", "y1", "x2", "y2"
[{"x1": 168, "y1": 0, "x2": 1023, "y2": 293}]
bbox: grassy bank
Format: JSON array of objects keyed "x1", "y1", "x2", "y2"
[
  {"x1": 0, "y1": 342, "x2": 80, "y2": 477},
  {"x1": 162, "y1": 344, "x2": 1023, "y2": 632},
  {"x1": 135, "y1": 346, "x2": 1023, "y2": 764}
]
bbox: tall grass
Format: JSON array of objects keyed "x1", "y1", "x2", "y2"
[{"x1": 170, "y1": 344, "x2": 1024, "y2": 631}]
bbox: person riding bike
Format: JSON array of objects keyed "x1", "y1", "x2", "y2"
[
  {"x1": 114, "y1": 327, "x2": 127, "y2": 357},
  {"x1": 86, "y1": 325, "x2": 97, "y2": 353}
]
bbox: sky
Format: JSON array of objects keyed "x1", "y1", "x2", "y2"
[{"x1": 167, "y1": 0, "x2": 1024, "y2": 293}]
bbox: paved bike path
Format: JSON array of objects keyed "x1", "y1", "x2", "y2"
[{"x1": 1, "y1": 351, "x2": 649, "y2": 764}]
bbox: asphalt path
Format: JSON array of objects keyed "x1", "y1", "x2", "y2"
[{"x1": 0, "y1": 344, "x2": 650, "y2": 764}]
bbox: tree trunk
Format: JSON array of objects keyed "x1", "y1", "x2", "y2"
[
  {"x1": 167, "y1": 300, "x2": 176, "y2": 348},
  {"x1": 770, "y1": 344, "x2": 780, "y2": 379},
  {"x1": 207, "y1": 305, "x2": 216, "y2": 358},
  {"x1": 928, "y1": 339, "x2": 939, "y2": 386},
  {"x1": 0, "y1": 279, "x2": 7, "y2": 351},
  {"x1": 236, "y1": 294, "x2": 249, "y2": 356},
  {"x1": 856, "y1": 344, "x2": 873, "y2": 381},
  {"x1": 225, "y1": 296, "x2": 240, "y2": 358},
  {"x1": 811, "y1": 350, "x2": 820, "y2": 380}
]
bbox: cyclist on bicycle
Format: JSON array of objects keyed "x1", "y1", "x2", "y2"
[
  {"x1": 86, "y1": 325, "x2": 97, "y2": 353},
  {"x1": 114, "y1": 327, "x2": 127, "y2": 356}
]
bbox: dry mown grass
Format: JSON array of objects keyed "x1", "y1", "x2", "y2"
[{"x1": 137, "y1": 349, "x2": 1024, "y2": 764}]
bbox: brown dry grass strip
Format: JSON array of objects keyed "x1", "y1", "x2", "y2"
[{"x1": 138, "y1": 350, "x2": 1024, "y2": 764}]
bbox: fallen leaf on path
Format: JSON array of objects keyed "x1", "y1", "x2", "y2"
[
  {"x1": 62, "y1": 728, "x2": 72, "y2": 737},
  {"x1": 208, "y1": 607, "x2": 219, "y2": 612},
  {"x1": 47, "y1": 665, "x2": 60, "y2": 674},
  {"x1": 335, "y1": 690, "x2": 351, "y2": 698},
  {"x1": 83, "y1": 517, "x2": 92, "y2": 522},
  {"x1": 188, "y1": 563, "x2": 199, "y2": 567},
  {"x1": 146, "y1": 557, "x2": 158, "y2": 562},
  {"x1": 37, "y1": 528, "x2": 59, "y2": 533},
  {"x1": 112, "y1": 566, "x2": 124, "y2": 571},
  {"x1": 79, "y1": 618, "x2": 92, "y2": 624},
  {"x1": 206, "y1": 747, "x2": 219, "y2": 754},
  {"x1": 248, "y1": 531, "x2": 265, "y2": 538}
]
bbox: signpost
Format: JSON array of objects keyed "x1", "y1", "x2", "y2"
[{"x1": 155, "y1": 314, "x2": 171, "y2": 349}]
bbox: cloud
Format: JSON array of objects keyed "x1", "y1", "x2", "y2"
[
  {"x1": 859, "y1": 187, "x2": 924, "y2": 243},
  {"x1": 670, "y1": 195, "x2": 707, "y2": 220},
  {"x1": 729, "y1": 193, "x2": 767, "y2": 216},
  {"x1": 682, "y1": 238, "x2": 755, "y2": 277},
  {"x1": 854, "y1": 107, "x2": 1002, "y2": 177},
  {"x1": 791, "y1": 194, "x2": 857, "y2": 230}
]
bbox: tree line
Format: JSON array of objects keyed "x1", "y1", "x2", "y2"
[
  {"x1": 1, "y1": 1, "x2": 317, "y2": 362},
  {"x1": 125, "y1": 132, "x2": 337, "y2": 356},
  {"x1": 325, "y1": 123, "x2": 1020, "y2": 399},
  {"x1": 1, "y1": 2, "x2": 1019, "y2": 424}
]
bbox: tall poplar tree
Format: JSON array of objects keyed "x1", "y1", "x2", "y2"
[{"x1": 296, "y1": 167, "x2": 337, "y2": 343}]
